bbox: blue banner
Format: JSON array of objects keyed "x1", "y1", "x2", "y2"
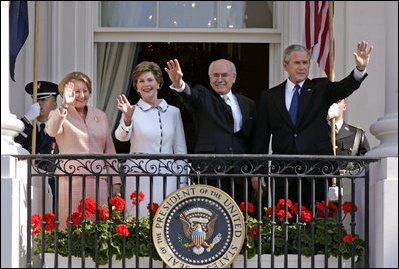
[{"x1": 9, "y1": 1, "x2": 29, "y2": 82}]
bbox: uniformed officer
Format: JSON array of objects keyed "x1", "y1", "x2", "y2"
[
  {"x1": 15, "y1": 81, "x2": 59, "y2": 212},
  {"x1": 328, "y1": 99, "x2": 370, "y2": 156},
  {"x1": 327, "y1": 99, "x2": 371, "y2": 237}
]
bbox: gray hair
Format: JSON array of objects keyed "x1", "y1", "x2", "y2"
[
  {"x1": 208, "y1": 59, "x2": 237, "y2": 75},
  {"x1": 283, "y1": 44, "x2": 311, "y2": 64}
]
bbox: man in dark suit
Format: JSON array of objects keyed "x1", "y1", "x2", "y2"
[
  {"x1": 165, "y1": 58, "x2": 256, "y2": 205},
  {"x1": 15, "y1": 81, "x2": 59, "y2": 211},
  {"x1": 251, "y1": 41, "x2": 373, "y2": 207}
]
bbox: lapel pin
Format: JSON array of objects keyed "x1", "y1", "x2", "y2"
[
  {"x1": 307, "y1": 88, "x2": 312, "y2": 92},
  {"x1": 95, "y1": 116, "x2": 99, "y2": 123}
]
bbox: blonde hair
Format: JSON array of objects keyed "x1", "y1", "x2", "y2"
[
  {"x1": 58, "y1": 72, "x2": 92, "y2": 96},
  {"x1": 132, "y1": 61, "x2": 164, "y2": 91}
]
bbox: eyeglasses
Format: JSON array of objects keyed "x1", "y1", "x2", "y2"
[{"x1": 210, "y1": 73, "x2": 231, "y2": 79}]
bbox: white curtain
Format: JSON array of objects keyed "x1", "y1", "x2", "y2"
[{"x1": 97, "y1": 42, "x2": 137, "y2": 130}]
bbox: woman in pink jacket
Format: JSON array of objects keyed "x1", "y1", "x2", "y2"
[{"x1": 46, "y1": 72, "x2": 121, "y2": 228}]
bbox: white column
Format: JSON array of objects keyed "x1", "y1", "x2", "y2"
[
  {"x1": 1, "y1": 1, "x2": 29, "y2": 268},
  {"x1": 367, "y1": 2, "x2": 398, "y2": 268},
  {"x1": 369, "y1": 158, "x2": 398, "y2": 268},
  {"x1": 367, "y1": 1, "x2": 398, "y2": 158},
  {"x1": 1, "y1": 1, "x2": 26, "y2": 155}
]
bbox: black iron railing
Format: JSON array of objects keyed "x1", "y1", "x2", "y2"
[{"x1": 17, "y1": 154, "x2": 378, "y2": 268}]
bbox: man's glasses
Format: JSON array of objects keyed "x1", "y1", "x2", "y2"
[{"x1": 210, "y1": 73, "x2": 231, "y2": 79}]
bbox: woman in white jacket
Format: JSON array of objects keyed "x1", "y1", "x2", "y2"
[{"x1": 115, "y1": 61, "x2": 187, "y2": 217}]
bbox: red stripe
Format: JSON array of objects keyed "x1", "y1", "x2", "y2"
[{"x1": 304, "y1": 1, "x2": 334, "y2": 78}]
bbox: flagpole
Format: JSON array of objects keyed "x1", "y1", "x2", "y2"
[
  {"x1": 328, "y1": 1, "x2": 338, "y2": 191},
  {"x1": 31, "y1": 1, "x2": 39, "y2": 164}
]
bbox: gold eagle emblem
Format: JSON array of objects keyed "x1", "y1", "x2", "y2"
[{"x1": 179, "y1": 207, "x2": 222, "y2": 255}]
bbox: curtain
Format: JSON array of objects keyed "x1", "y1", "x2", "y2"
[{"x1": 97, "y1": 42, "x2": 137, "y2": 130}]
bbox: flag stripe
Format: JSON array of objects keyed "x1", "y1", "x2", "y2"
[{"x1": 304, "y1": 1, "x2": 334, "y2": 79}]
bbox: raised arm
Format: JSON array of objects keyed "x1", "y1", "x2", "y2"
[
  {"x1": 164, "y1": 59, "x2": 184, "y2": 88},
  {"x1": 116, "y1": 94, "x2": 135, "y2": 126},
  {"x1": 353, "y1": 41, "x2": 373, "y2": 71}
]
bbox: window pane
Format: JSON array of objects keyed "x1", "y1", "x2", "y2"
[
  {"x1": 219, "y1": 1, "x2": 274, "y2": 28},
  {"x1": 159, "y1": 1, "x2": 216, "y2": 28},
  {"x1": 101, "y1": 1, "x2": 156, "y2": 27},
  {"x1": 100, "y1": 1, "x2": 274, "y2": 29}
]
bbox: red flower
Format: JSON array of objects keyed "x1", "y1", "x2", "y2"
[
  {"x1": 44, "y1": 213, "x2": 56, "y2": 231},
  {"x1": 276, "y1": 209, "x2": 292, "y2": 220},
  {"x1": 32, "y1": 227, "x2": 42, "y2": 234},
  {"x1": 343, "y1": 234, "x2": 356, "y2": 243},
  {"x1": 110, "y1": 196, "x2": 125, "y2": 212},
  {"x1": 291, "y1": 203, "x2": 308, "y2": 215},
  {"x1": 276, "y1": 199, "x2": 292, "y2": 211},
  {"x1": 78, "y1": 198, "x2": 96, "y2": 217},
  {"x1": 98, "y1": 206, "x2": 109, "y2": 221},
  {"x1": 66, "y1": 212, "x2": 83, "y2": 227},
  {"x1": 327, "y1": 201, "x2": 338, "y2": 217},
  {"x1": 130, "y1": 191, "x2": 145, "y2": 205},
  {"x1": 31, "y1": 213, "x2": 56, "y2": 232},
  {"x1": 342, "y1": 201, "x2": 358, "y2": 215},
  {"x1": 249, "y1": 226, "x2": 259, "y2": 239},
  {"x1": 301, "y1": 210, "x2": 312, "y2": 222},
  {"x1": 147, "y1": 202, "x2": 159, "y2": 215},
  {"x1": 115, "y1": 224, "x2": 129, "y2": 236},
  {"x1": 315, "y1": 201, "x2": 339, "y2": 218},
  {"x1": 31, "y1": 214, "x2": 42, "y2": 228},
  {"x1": 239, "y1": 202, "x2": 254, "y2": 213},
  {"x1": 266, "y1": 207, "x2": 272, "y2": 216}
]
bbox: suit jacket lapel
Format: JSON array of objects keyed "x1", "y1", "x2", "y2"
[
  {"x1": 297, "y1": 79, "x2": 312, "y2": 125},
  {"x1": 235, "y1": 93, "x2": 248, "y2": 122}
]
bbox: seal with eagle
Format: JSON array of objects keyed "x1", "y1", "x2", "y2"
[{"x1": 179, "y1": 207, "x2": 222, "y2": 255}]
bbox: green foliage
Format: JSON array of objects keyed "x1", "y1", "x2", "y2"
[
  {"x1": 243, "y1": 208, "x2": 365, "y2": 261},
  {"x1": 32, "y1": 205, "x2": 161, "y2": 265}
]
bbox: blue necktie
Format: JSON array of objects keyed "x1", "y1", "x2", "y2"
[{"x1": 289, "y1": 85, "x2": 300, "y2": 125}]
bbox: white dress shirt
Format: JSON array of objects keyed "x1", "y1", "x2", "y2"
[
  {"x1": 285, "y1": 80, "x2": 304, "y2": 111},
  {"x1": 170, "y1": 82, "x2": 242, "y2": 133},
  {"x1": 221, "y1": 90, "x2": 242, "y2": 133}
]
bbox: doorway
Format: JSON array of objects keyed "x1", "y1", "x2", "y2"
[{"x1": 114, "y1": 42, "x2": 269, "y2": 153}]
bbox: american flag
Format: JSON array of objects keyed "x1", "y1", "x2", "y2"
[{"x1": 305, "y1": 1, "x2": 334, "y2": 79}]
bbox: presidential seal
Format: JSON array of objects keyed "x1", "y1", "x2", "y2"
[{"x1": 152, "y1": 185, "x2": 245, "y2": 268}]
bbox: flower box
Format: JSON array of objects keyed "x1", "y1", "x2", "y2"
[
  {"x1": 43, "y1": 253, "x2": 164, "y2": 268},
  {"x1": 233, "y1": 254, "x2": 352, "y2": 268},
  {"x1": 43, "y1": 253, "x2": 352, "y2": 268}
]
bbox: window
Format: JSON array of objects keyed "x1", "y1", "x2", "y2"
[{"x1": 101, "y1": 1, "x2": 274, "y2": 29}]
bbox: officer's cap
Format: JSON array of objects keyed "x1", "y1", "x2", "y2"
[{"x1": 25, "y1": 81, "x2": 59, "y2": 100}]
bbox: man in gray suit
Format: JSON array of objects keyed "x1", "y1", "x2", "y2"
[
  {"x1": 165, "y1": 59, "x2": 256, "y2": 205},
  {"x1": 251, "y1": 41, "x2": 373, "y2": 207}
]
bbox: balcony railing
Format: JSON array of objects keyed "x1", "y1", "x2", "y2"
[{"x1": 16, "y1": 154, "x2": 378, "y2": 268}]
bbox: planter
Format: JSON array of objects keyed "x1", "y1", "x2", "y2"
[
  {"x1": 233, "y1": 254, "x2": 353, "y2": 268},
  {"x1": 43, "y1": 253, "x2": 352, "y2": 268},
  {"x1": 42, "y1": 253, "x2": 164, "y2": 268}
]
